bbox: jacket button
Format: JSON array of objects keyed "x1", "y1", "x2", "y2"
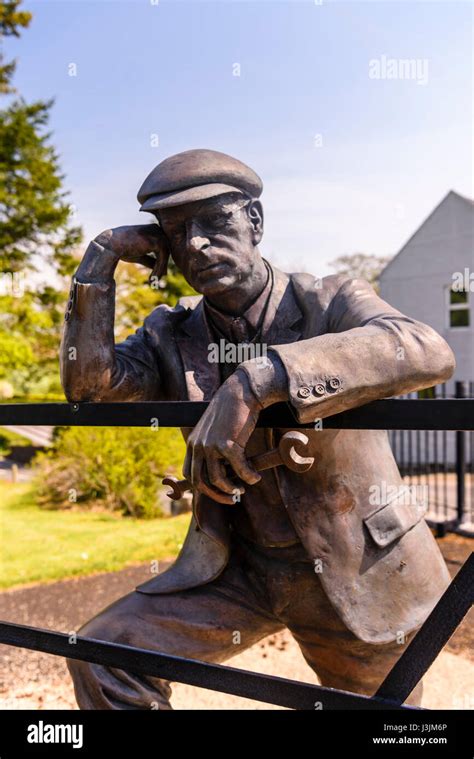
[
  {"x1": 298, "y1": 386, "x2": 311, "y2": 399},
  {"x1": 329, "y1": 378, "x2": 341, "y2": 390},
  {"x1": 313, "y1": 384, "x2": 326, "y2": 396}
]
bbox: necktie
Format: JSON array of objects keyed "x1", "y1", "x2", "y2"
[{"x1": 230, "y1": 317, "x2": 251, "y2": 344}]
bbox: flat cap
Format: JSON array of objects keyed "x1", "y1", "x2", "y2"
[{"x1": 137, "y1": 148, "x2": 263, "y2": 212}]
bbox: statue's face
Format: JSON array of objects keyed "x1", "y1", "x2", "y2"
[{"x1": 157, "y1": 193, "x2": 263, "y2": 297}]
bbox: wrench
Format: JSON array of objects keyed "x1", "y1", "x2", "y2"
[{"x1": 162, "y1": 430, "x2": 314, "y2": 500}]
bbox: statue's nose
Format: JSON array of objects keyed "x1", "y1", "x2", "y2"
[
  {"x1": 186, "y1": 221, "x2": 210, "y2": 253},
  {"x1": 187, "y1": 235, "x2": 210, "y2": 254}
]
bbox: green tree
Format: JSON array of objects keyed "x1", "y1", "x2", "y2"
[
  {"x1": 0, "y1": 1, "x2": 82, "y2": 395},
  {"x1": 0, "y1": 0, "x2": 31, "y2": 93},
  {"x1": 0, "y1": 1, "x2": 194, "y2": 397},
  {"x1": 0, "y1": 96, "x2": 83, "y2": 393},
  {"x1": 0, "y1": 99, "x2": 82, "y2": 276},
  {"x1": 0, "y1": 287, "x2": 66, "y2": 396}
]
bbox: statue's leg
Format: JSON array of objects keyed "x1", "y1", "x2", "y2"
[
  {"x1": 268, "y1": 558, "x2": 425, "y2": 707},
  {"x1": 66, "y1": 552, "x2": 283, "y2": 710},
  {"x1": 294, "y1": 622, "x2": 424, "y2": 707}
]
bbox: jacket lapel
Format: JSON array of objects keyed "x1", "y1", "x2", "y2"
[
  {"x1": 175, "y1": 300, "x2": 221, "y2": 401},
  {"x1": 262, "y1": 264, "x2": 303, "y2": 346}
]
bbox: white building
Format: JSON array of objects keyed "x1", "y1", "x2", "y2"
[{"x1": 380, "y1": 190, "x2": 474, "y2": 394}]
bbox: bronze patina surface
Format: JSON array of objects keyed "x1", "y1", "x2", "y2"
[{"x1": 60, "y1": 149, "x2": 455, "y2": 709}]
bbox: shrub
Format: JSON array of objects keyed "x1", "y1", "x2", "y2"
[
  {"x1": 0, "y1": 380, "x2": 14, "y2": 399},
  {"x1": 35, "y1": 426, "x2": 186, "y2": 518}
]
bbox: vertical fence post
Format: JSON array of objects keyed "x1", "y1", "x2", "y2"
[{"x1": 455, "y1": 381, "x2": 468, "y2": 525}]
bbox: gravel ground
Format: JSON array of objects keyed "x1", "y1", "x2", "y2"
[{"x1": 0, "y1": 535, "x2": 472, "y2": 711}]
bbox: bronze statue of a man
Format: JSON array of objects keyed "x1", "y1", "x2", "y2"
[{"x1": 61, "y1": 149, "x2": 455, "y2": 709}]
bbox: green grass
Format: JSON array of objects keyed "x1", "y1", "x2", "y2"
[{"x1": 0, "y1": 481, "x2": 190, "y2": 589}]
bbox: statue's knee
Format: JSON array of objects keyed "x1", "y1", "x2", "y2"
[
  {"x1": 66, "y1": 655, "x2": 102, "y2": 709},
  {"x1": 66, "y1": 613, "x2": 129, "y2": 706},
  {"x1": 65, "y1": 600, "x2": 173, "y2": 710},
  {"x1": 66, "y1": 646, "x2": 171, "y2": 711}
]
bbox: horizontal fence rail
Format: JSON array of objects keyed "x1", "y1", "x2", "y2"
[
  {"x1": 0, "y1": 398, "x2": 473, "y2": 430},
  {"x1": 0, "y1": 622, "x2": 414, "y2": 711}
]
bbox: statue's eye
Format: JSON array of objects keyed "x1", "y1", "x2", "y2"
[{"x1": 202, "y1": 213, "x2": 229, "y2": 229}]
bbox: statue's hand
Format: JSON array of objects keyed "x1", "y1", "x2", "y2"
[
  {"x1": 94, "y1": 224, "x2": 169, "y2": 270},
  {"x1": 183, "y1": 371, "x2": 262, "y2": 504}
]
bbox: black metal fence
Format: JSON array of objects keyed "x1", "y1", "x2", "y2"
[
  {"x1": 0, "y1": 398, "x2": 473, "y2": 710},
  {"x1": 389, "y1": 381, "x2": 474, "y2": 537}
]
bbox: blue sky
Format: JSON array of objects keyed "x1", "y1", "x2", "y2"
[{"x1": 5, "y1": 0, "x2": 473, "y2": 275}]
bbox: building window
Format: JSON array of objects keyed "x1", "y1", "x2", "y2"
[{"x1": 448, "y1": 287, "x2": 470, "y2": 328}]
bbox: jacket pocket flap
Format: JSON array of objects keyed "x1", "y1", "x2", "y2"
[{"x1": 364, "y1": 490, "x2": 427, "y2": 548}]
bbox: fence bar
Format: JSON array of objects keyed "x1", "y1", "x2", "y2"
[
  {"x1": 0, "y1": 399, "x2": 473, "y2": 430},
  {"x1": 375, "y1": 553, "x2": 474, "y2": 704},
  {"x1": 456, "y1": 382, "x2": 468, "y2": 523},
  {"x1": 0, "y1": 622, "x2": 415, "y2": 711}
]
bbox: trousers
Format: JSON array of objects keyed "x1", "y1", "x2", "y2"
[{"x1": 67, "y1": 532, "x2": 422, "y2": 709}]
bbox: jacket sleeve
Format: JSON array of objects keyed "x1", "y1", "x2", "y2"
[
  {"x1": 60, "y1": 248, "x2": 161, "y2": 402},
  {"x1": 248, "y1": 277, "x2": 456, "y2": 424}
]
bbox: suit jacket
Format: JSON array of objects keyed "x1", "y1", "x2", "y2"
[{"x1": 60, "y1": 256, "x2": 455, "y2": 644}]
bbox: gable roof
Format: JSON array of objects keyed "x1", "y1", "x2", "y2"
[{"x1": 380, "y1": 190, "x2": 474, "y2": 281}]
